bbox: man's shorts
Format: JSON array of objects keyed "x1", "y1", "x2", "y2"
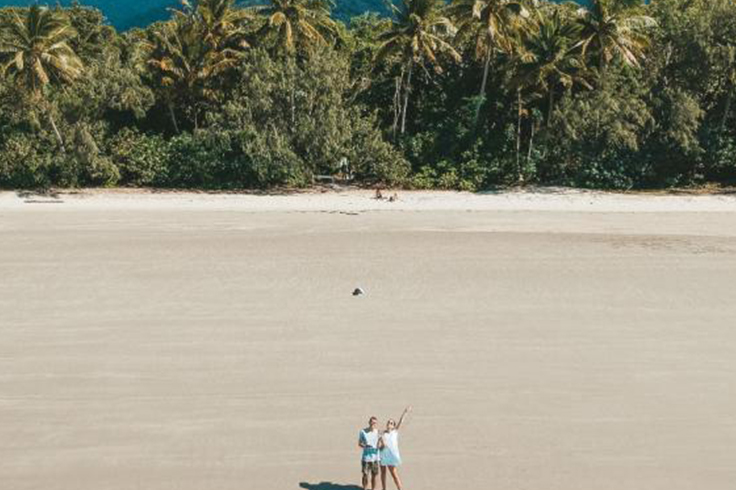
[{"x1": 361, "y1": 460, "x2": 379, "y2": 476}]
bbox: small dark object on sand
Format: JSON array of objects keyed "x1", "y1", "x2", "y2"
[
  {"x1": 352, "y1": 287, "x2": 365, "y2": 296},
  {"x1": 374, "y1": 189, "x2": 383, "y2": 200},
  {"x1": 388, "y1": 192, "x2": 398, "y2": 202}
]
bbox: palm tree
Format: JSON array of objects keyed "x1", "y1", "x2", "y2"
[
  {"x1": 710, "y1": 0, "x2": 736, "y2": 132},
  {"x1": 504, "y1": 29, "x2": 541, "y2": 184},
  {"x1": 576, "y1": 0, "x2": 656, "y2": 69},
  {"x1": 511, "y1": 10, "x2": 590, "y2": 127},
  {"x1": 449, "y1": 0, "x2": 529, "y2": 122},
  {"x1": 376, "y1": 0, "x2": 461, "y2": 136},
  {"x1": 251, "y1": 0, "x2": 339, "y2": 55},
  {"x1": 0, "y1": 5, "x2": 83, "y2": 151},
  {"x1": 178, "y1": 0, "x2": 252, "y2": 50},
  {"x1": 143, "y1": 1, "x2": 247, "y2": 132}
]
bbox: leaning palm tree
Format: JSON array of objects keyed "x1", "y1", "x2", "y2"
[
  {"x1": 376, "y1": 0, "x2": 461, "y2": 136},
  {"x1": 448, "y1": 0, "x2": 529, "y2": 122},
  {"x1": 251, "y1": 0, "x2": 339, "y2": 55},
  {"x1": 0, "y1": 5, "x2": 83, "y2": 151},
  {"x1": 576, "y1": 0, "x2": 656, "y2": 69},
  {"x1": 511, "y1": 10, "x2": 591, "y2": 127}
]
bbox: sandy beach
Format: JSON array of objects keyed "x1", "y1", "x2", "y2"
[{"x1": 1, "y1": 189, "x2": 735, "y2": 490}]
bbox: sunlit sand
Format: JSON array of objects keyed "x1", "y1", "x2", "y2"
[{"x1": 1, "y1": 190, "x2": 735, "y2": 490}]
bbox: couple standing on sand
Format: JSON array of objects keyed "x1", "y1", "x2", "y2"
[{"x1": 358, "y1": 406, "x2": 411, "y2": 490}]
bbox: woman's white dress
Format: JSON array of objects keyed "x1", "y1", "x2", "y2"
[{"x1": 380, "y1": 430, "x2": 401, "y2": 466}]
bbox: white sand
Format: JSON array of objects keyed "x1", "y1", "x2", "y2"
[
  {"x1": 3, "y1": 187, "x2": 736, "y2": 212},
  {"x1": 1, "y1": 189, "x2": 735, "y2": 490}
]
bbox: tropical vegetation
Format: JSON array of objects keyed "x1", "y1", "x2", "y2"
[{"x1": 0, "y1": 0, "x2": 735, "y2": 190}]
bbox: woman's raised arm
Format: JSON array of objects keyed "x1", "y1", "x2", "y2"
[{"x1": 396, "y1": 406, "x2": 412, "y2": 430}]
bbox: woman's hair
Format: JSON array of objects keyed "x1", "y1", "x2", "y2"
[{"x1": 386, "y1": 419, "x2": 396, "y2": 428}]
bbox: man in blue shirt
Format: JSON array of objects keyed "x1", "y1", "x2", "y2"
[{"x1": 358, "y1": 416, "x2": 380, "y2": 490}]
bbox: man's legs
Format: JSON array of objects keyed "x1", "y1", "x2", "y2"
[
  {"x1": 361, "y1": 462, "x2": 369, "y2": 490},
  {"x1": 362, "y1": 462, "x2": 378, "y2": 490}
]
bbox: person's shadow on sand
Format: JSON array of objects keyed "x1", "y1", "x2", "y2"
[{"x1": 299, "y1": 483, "x2": 361, "y2": 490}]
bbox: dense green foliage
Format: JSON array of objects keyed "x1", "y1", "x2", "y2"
[{"x1": 0, "y1": 0, "x2": 735, "y2": 190}]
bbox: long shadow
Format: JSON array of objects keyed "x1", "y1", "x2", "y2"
[{"x1": 299, "y1": 482, "x2": 362, "y2": 490}]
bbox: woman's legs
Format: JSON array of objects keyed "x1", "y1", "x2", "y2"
[
  {"x1": 380, "y1": 465, "x2": 388, "y2": 490},
  {"x1": 388, "y1": 466, "x2": 403, "y2": 490}
]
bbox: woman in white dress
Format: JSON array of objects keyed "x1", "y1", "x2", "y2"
[{"x1": 379, "y1": 406, "x2": 411, "y2": 490}]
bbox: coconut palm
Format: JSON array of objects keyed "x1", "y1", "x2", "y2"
[
  {"x1": 251, "y1": 0, "x2": 339, "y2": 55},
  {"x1": 144, "y1": 13, "x2": 244, "y2": 132},
  {"x1": 511, "y1": 10, "x2": 590, "y2": 127},
  {"x1": 376, "y1": 0, "x2": 461, "y2": 136},
  {"x1": 577, "y1": 0, "x2": 656, "y2": 69},
  {"x1": 504, "y1": 29, "x2": 542, "y2": 183},
  {"x1": 177, "y1": 0, "x2": 252, "y2": 50},
  {"x1": 449, "y1": 0, "x2": 529, "y2": 122},
  {"x1": 0, "y1": 5, "x2": 83, "y2": 150}
]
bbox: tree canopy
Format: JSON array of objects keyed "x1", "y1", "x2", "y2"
[{"x1": 1, "y1": 0, "x2": 736, "y2": 190}]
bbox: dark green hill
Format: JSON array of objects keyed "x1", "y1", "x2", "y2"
[
  {"x1": 0, "y1": 0, "x2": 592, "y2": 30},
  {"x1": 0, "y1": 0, "x2": 391, "y2": 30}
]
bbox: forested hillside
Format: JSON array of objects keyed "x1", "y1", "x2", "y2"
[
  {"x1": 0, "y1": 0, "x2": 596, "y2": 29},
  {"x1": 0, "y1": 0, "x2": 733, "y2": 191},
  {"x1": 0, "y1": 0, "x2": 393, "y2": 29}
]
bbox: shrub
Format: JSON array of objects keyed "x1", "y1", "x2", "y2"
[
  {"x1": 348, "y1": 115, "x2": 409, "y2": 185},
  {"x1": 109, "y1": 128, "x2": 169, "y2": 186},
  {"x1": 164, "y1": 132, "x2": 227, "y2": 188},
  {"x1": 0, "y1": 132, "x2": 57, "y2": 189},
  {"x1": 409, "y1": 166, "x2": 437, "y2": 190},
  {"x1": 231, "y1": 128, "x2": 310, "y2": 188},
  {"x1": 703, "y1": 131, "x2": 736, "y2": 181},
  {"x1": 71, "y1": 124, "x2": 120, "y2": 187}
]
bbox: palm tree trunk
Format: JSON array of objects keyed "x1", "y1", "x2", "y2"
[
  {"x1": 516, "y1": 89, "x2": 522, "y2": 181},
  {"x1": 400, "y1": 61, "x2": 413, "y2": 135},
  {"x1": 527, "y1": 118, "x2": 535, "y2": 169},
  {"x1": 168, "y1": 103, "x2": 180, "y2": 134},
  {"x1": 547, "y1": 86, "x2": 555, "y2": 127},
  {"x1": 475, "y1": 52, "x2": 492, "y2": 124},
  {"x1": 392, "y1": 66, "x2": 404, "y2": 138},
  {"x1": 47, "y1": 111, "x2": 66, "y2": 153},
  {"x1": 721, "y1": 88, "x2": 733, "y2": 132},
  {"x1": 39, "y1": 95, "x2": 65, "y2": 153},
  {"x1": 291, "y1": 88, "x2": 296, "y2": 126}
]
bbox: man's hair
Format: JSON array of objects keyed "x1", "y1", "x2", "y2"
[{"x1": 369, "y1": 416, "x2": 377, "y2": 424}]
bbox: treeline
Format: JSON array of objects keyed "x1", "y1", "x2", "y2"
[{"x1": 0, "y1": 0, "x2": 735, "y2": 190}]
